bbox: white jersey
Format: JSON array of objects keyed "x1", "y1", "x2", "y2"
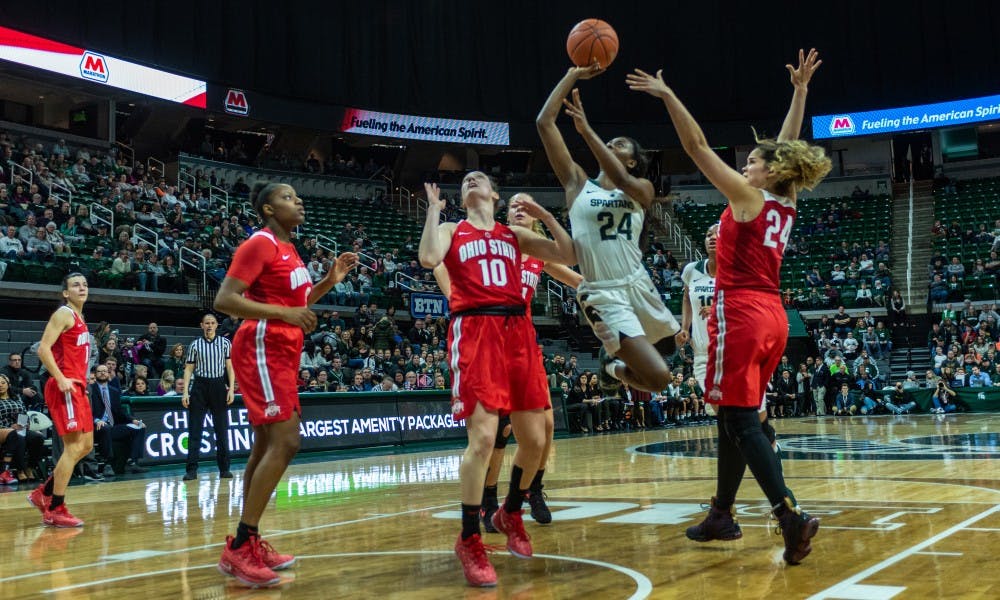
[
  {"x1": 568, "y1": 179, "x2": 644, "y2": 283},
  {"x1": 681, "y1": 258, "x2": 715, "y2": 355}
]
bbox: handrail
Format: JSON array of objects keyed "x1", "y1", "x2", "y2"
[
  {"x1": 209, "y1": 185, "x2": 230, "y2": 213},
  {"x1": 356, "y1": 250, "x2": 381, "y2": 271},
  {"x1": 132, "y1": 222, "x2": 159, "y2": 252},
  {"x1": 400, "y1": 186, "x2": 413, "y2": 214},
  {"x1": 147, "y1": 156, "x2": 165, "y2": 179},
  {"x1": 8, "y1": 161, "x2": 32, "y2": 186},
  {"x1": 315, "y1": 233, "x2": 339, "y2": 256},
  {"x1": 545, "y1": 278, "x2": 566, "y2": 317},
  {"x1": 179, "y1": 245, "x2": 207, "y2": 302},
  {"x1": 90, "y1": 202, "x2": 114, "y2": 232},
  {"x1": 115, "y1": 142, "x2": 135, "y2": 170},
  {"x1": 394, "y1": 270, "x2": 439, "y2": 293},
  {"x1": 654, "y1": 202, "x2": 703, "y2": 263},
  {"x1": 240, "y1": 201, "x2": 255, "y2": 219},
  {"x1": 48, "y1": 180, "x2": 74, "y2": 207},
  {"x1": 177, "y1": 168, "x2": 196, "y2": 194}
]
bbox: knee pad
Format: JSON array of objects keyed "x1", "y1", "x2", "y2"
[{"x1": 494, "y1": 417, "x2": 512, "y2": 449}]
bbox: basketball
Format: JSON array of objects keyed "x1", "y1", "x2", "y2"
[{"x1": 566, "y1": 19, "x2": 619, "y2": 69}]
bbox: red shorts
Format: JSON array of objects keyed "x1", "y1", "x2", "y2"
[
  {"x1": 704, "y1": 290, "x2": 787, "y2": 409},
  {"x1": 232, "y1": 319, "x2": 303, "y2": 426},
  {"x1": 44, "y1": 378, "x2": 93, "y2": 436},
  {"x1": 447, "y1": 314, "x2": 549, "y2": 420}
]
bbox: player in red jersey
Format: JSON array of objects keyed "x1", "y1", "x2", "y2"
[
  {"x1": 28, "y1": 273, "x2": 92, "y2": 528},
  {"x1": 628, "y1": 49, "x2": 832, "y2": 564},
  {"x1": 213, "y1": 182, "x2": 357, "y2": 587},
  {"x1": 420, "y1": 174, "x2": 576, "y2": 587},
  {"x1": 434, "y1": 195, "x2": 582, "y2": 533}
]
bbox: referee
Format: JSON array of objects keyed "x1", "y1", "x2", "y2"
[{"x1": 181, "y1": 313, "x2": 235, "y2": 481}]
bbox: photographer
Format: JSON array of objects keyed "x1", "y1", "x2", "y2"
[
  {"x1": 931, "y1": 380, "x2": 958, "y2": 414},
  {"x1": 881, "y1": 381, "x2": 917, "y2": 415}
]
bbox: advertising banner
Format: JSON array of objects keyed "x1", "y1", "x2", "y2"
[
  {"x1": 0, "y1": 26, "x2": 206, "y2": 107},
  {"x1": 409, "y1": 292, "x2": 449, "y2": 319},
  {"x1": 340, "y1": 107, "x2": 510, "y2": 145},
  {"x1": 813, "y1": 94, "x2": 1000, "y2": 139}
]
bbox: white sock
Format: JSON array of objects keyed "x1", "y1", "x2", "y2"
[{"x1": 604, "y1": 359, "x2": 624, "y2": 380}]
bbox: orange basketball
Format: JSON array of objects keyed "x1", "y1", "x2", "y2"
[{"x1": 566, "y1": 19, "x2": 619, "y2": 69}]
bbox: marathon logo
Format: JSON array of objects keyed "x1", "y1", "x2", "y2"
[
  {"x1": 79, "y1": 51, "x2": 109, "y2": 83},
  {"x1": 829, "y1": 115, "x2": 855, "y2": 136},
  {"x1": 224, "y1": 89, "x2": 249, "y2": 115}
]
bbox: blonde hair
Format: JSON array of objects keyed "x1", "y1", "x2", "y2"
[{"x1": 753, "y1": 134, "x2": 832, "y2": 196}]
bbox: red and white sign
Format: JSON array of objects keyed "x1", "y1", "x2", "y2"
[
  {"x1": 0, "y1": 26, "x2": 206, "y2": 107},
  {"x1": 224, "y1": 89, "x2": 249, "y2": 115}
]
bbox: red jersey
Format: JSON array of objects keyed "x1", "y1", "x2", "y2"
[
  {"x1": 443, "y1": 220, "x2": 525, "y2": 313},
  {"x1": 227, "y1": 229, "x2": 312, "y2": 309},
  {"x1": 521, "y1": 257, "x2": 544, "y2": 304},
  {"x1": 51, "y1": 305, "x2": 90, "y2": 382},
  {"x1": 715, "y1": 191, "x2": 796, "y2": 293}
]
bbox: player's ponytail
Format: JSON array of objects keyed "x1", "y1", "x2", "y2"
[
  {"x1": 753, "y1": 136, "x2": 832, "y2": 196},
  {"x1": 250, "y1": 181, "x2": 281, "y2": 218}
]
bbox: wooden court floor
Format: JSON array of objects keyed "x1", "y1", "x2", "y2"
[{"x1": 2, "y1": 413, "x2": 998, "y2": 599}]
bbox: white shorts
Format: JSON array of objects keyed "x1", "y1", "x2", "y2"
[
  {"x1": 693, "y1": 353, "x2": 708, "y2": 391},
  {"x1": 577, "y1": 270, "x2": 680, "y2": 356}
]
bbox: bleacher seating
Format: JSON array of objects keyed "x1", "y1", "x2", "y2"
[{"x1": 930, "y1": 176, "x2": 1000, "y2": 301}]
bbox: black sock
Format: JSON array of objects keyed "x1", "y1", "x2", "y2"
[
  {"x1": 530, "y1": 469, "x2": 545, "y2": 491},
  {"x1": 49, "y1": 494, "x2": 64, "y2": 510},
  {"x1": 43, "y1": 476, "x2": 54, "y2": 496},
  {"x1": 503, "y1": 465, "x2": 528, "y2": 512},
  {"x1": 231, "y1": 521, "x2": 259, "y2": 549},
  {"x1": 483, "y1": 484, "x2": 498, "y2": 504},
  {"x1": 461, "y1": 504, "x2": 481, "y2": 540}
]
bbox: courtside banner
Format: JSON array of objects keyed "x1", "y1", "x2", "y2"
[
  {"x1": 813, "y1": 93, "x2": 1000, "y2": 139},
  {"x1": 0, "y1": 26, "x2": 206, "y2": 107},
  {"x1": 341, "y1": 107, "x2": 510, "y2": 145},
  {"x1": 409, "y1": 292, "x2": 449, "y2": 319}
]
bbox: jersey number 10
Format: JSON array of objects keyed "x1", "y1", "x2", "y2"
[
  {"x1": 477, "y1": 259, "x2": 509, "y2": 287},
  {"x1": 762, "y1": 209, "x2": 793, "y2": 251}
]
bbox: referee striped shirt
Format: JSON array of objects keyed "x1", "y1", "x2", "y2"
[{"x1": 186, "y1": 335, "x2": 232, "y2": 378}]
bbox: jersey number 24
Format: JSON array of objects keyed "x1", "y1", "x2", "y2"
[
  {"x1": 762, "y1": 209, "x2": 793, "y2": 251},
  {"x1": 597, "y1": 211, "x2": 633, "y2": 241}
]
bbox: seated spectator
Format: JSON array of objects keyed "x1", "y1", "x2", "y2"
[
  {"x1": 929, "y1": 274, "x2": 949, "y2": 303},
  {"x1": 968, "y1": 366, "x2": 992, "y2": 387},
  {"x1": 829, "y1": 264, "x2": 847, "y2": 286},
  {"x1": 26, "y1": 228, "x2": 54, "y2": 261},
  {"x1": 832, "y1": 383, "x2": 853, "y2": 416},
  {"x1": 946, "y1": 256, "x2": 966, "y2": 279},
  {"x1": 89, "y1": 365, "x2": 148, "y2": 474},
  {"x1": 0, "y1": 373, "x2": 44, "y2": 482},
  {"x1": 855, "y1": 282, "x2": 873, "y2": 307},
  {"x1": 0, "y1": 225, "x2": 24, "y2": 259}
]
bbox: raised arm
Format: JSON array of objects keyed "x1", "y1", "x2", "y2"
[
  {"x1": 777, "y1": 48, "x2": 822, "y2": 142},
  {"x1": 432, "y1": 264, "x2": 452, "y2": 300},
  {"x1": 510, "y1": 195, "x2": 576, "y2": 265},
  {"x1": 627, "y1": 68, "x2": 761, "y2": 213},
  {"x1": 417, "y1": 183, "x2": 456, "y2": 268},
  {"x1": 308, "y1": 252, "x2": 359, "y2": 305},
  {"x1": 537, "y1": 65, "x2": 603, "y2": 199},
  {"x1": 561, "y1": 88, "x2": 654, "y2": 208},
  {"x1": 542, "y1": 263, "x2": 583, "y2": 289}
]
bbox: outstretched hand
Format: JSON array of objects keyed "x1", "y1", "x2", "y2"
[
  {"x1": 568, "y1": 61, "x2": 605, "y2": 81},
  {"x1": 331, "y1": 252, "x2": 359, "y2": 279},
  {"x1": 786, "y1": 48, "x2": 822, "y2": 89},
  {"x1": 625, "y1": 68, "x2": 671, "y2": 99},
  {"x1": 562, "y1": 88, "x2": 592, "y2": 134},
  {"x1": 424, "y1": 182, "x2": 445, "y2": 212},
  {"x1": 509, "y1": 195, "x2": 551, "y2": 221}
]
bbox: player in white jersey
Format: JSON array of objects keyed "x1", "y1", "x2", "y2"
[
  {"x1": 537, "y1": 64, "x2": 679, "y2": 394},
  {"x1": 680, "y1": 224, "x2": 718, "y2": 392}
]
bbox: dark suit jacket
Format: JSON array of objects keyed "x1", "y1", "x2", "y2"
[{"x1": 88, "y1": 382, "x2": 130, "y2": 424}]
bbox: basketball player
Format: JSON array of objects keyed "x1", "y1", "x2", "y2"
[
  {"x1": 679, "y1": 224, "x2": 718, "y2": 396},
  {"x1": 538, "y1": 64, "x2": 680, "y2": 395},
  {"x1": 433, "y1": 195, "x2": 582, "y2": 532},
  {"x1": 628, "y1": 49, "x2": 831, "y2": 564},
  {"x1": 27, "y1": 273, "x2": 92, "y2": 528},
  {"x1": 419, "y1": 175, "x2": 575, "y2": 587},
  {"x1": 213, "y1": 182, "x2": 358, "y2": 587}
]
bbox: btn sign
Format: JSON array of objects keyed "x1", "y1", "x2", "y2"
[
  {"x1": 829, "y1": 115, "x2": 855, "y2": 136},
  {"x1": 224, "y1": 89, "x2": 249, "y2": 115},
  {"x1": 79, "y1": 51, "x2": 109, "y2": 83}
]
